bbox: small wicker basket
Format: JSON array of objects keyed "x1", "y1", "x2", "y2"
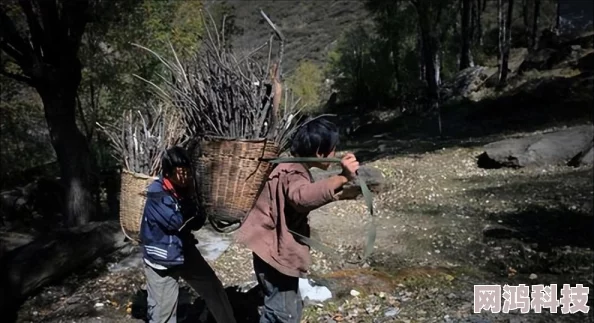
[
  {"x1": 190, "y1": 137, "x2": 280, "y2": 229},
  {"x1": 119, "y1": 169, "x2": 158, "y2": 242}
]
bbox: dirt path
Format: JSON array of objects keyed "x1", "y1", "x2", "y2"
[
  {"x1": 303, "y1": 142, "x2": 593, "y2": 322},
  {"x1": 15, "y1": 135, "x2": 593, "y2": 323}
]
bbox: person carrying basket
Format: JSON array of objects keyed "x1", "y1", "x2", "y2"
[
  {"x1": 139, "y1": 146, "x2": 237, "y2": 323},
  {"x1": 237, "y1": 118, "x2": 360, "y2": 322}
]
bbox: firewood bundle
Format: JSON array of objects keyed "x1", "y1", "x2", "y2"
[
  {"x1": 133, "y1": 10, "x2": 304, "y2": 152},
  {"x1": 96, "y1": 103, "x2": 187, "y2": 176}
]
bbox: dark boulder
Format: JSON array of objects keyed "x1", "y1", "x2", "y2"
[{"x1": 477, "y1": 125, "x2": 594, "y2": 169}]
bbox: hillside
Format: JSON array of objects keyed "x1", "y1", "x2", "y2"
[
  {"x1": 210, "y1": 0, "x2": 571, "y2": 77},
  {"x1": 209, "y1": 0, "x2": 373, "y2": 73}
]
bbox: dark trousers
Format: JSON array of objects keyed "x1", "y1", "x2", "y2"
[
  {"x1": 144, "y1": 246, "x2": 236, "y2": 323},
  {"x1": 253, "y1": 254, "x2": 303, "y2": 323}
]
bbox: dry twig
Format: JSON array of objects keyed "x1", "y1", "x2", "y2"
[
  {"x1": 96, "y1": 103, "x2": 186, "y2": 176},
  {"x1": 132, "y1": 9, "x2": 305, "y2": 152}
]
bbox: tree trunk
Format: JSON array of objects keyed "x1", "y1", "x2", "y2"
[
  {"x1": 0, "y1": 221, "x2": 127, "y2": 320},
  {"x1": 498, "y1": 0, "x2": 514, "y2": 87},
  {"x1": 505, "y1": 1, "x2": 514, "y2": 60},
  {"x1": 417, "y1": 6, "x2": 442, "y2": 135},
  {"x1": 475, "y1": 0, "x2": 484, "y2": 45},
  {"x1": 435, "y1": 50, "x2": 442, "y2": 136},
  {"x1": 421, "y1": 34, "x2": 440, "y2": 103},
  {"x1": 531, "y1": 0, "x2": 541, "y2": 49},
  {"x1": 522, "y1": 0, "x2": 530, "y2": 32},
  {"x1": 417, "y1": 26, "x2": 425, "y2": 82},
  {"x1": 435, "y1": 50, "x2": 442, "y2": 90},
  {"x1": 386, "y1": 4, "x2": 401, "y2": 93},
  {"x1": 0, "y1": 1, "x2": 95, "y2": 228},
  {"x1": 498, "y1": 0, "x2": 505, "y2": 77},
  {"x1": 460, "y1": 0, "x2": 473, "y2": 70},
  {"x1": 470, "y1": 0, "x2": 476, "y2": 39},
  {"x1": 555, "y1": 0, "x2": 561, "y2": 34},
  {"x1": 37, "y1": 65, "x2": 96, "y2": 227},
  {"x1": 418, "y1": 19, "x2": 440, "y2": 104}
]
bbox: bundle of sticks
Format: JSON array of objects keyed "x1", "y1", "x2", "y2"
[
  {"x1": 133, "y1": 9, "x2": 305, "y2": 152},
  {"x1": 96, "y1": 103, "x2": 187, "y2": 176}
]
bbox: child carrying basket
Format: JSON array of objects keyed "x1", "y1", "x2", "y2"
[
  {"x1": 97, "y1": 105, "x2": 186, "y2": 242},
  {"x1": 236, "y1": 117, "x2": 364, "y2": 321},
  {"x1": 99, "y1": 107, "x2": 238, "y2": 323}
]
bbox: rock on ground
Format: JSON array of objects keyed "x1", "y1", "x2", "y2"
[{"x1": 477, "y1": 125, "x2": 593, "y2": 168}]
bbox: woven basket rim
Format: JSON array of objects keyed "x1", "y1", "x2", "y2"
[
  {"x1": 121, "y1": 169, "x2": 159, "y2": 180},
  {"x1": 200, "y1": 136, "x2": 276, "y2": 144}
]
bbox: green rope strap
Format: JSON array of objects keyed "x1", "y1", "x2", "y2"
[{"x1": 262, "y1": 157, "x2": 376, "y2": 263}]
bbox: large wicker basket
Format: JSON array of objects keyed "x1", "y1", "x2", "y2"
[
  {"x1": 189, "y1": 137, "x2": 280, "y2": 229},
  {"x1": 119, "y1": 169, "x2": 158, "y2": 242}
]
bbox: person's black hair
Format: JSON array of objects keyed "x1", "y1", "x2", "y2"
[
  {"x1": 290, "y1": 117, "x2": 340, "y2": 157},
  {"x1": 162, "y1": 146, "x2": 192, "y2": 177}
]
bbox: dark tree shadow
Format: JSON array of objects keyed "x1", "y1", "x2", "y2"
[
  {"x1": 432, "y1": 166, "x2": 594, "y2": 282},
  {"x1": 338, "y1": 72, "x2": 593, "y2": 158},
  {"x1": 131, "y1": 284, "x2": 264, "y2": 323},
  {"x1": 484, "y1": 206, "x2": 593, "y2": 251},
  {"x1": 459, "y1": 168, "x2": 593, "y2": 251}
]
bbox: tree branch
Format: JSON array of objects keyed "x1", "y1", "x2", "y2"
[
  {"x1": 260, "y1": 10, "x2": 285, "y2": 77},
  {"x1": 37, "y1": 0, "x2": 60, "y2": 53},
  {"x1": 61, "y1": 0, "x2": 90, "y2": 50},
  {"x1": 0, "y1": 6, "x2": 34, "y2": 67},
  {"x1": 76, "y1": 93, "x2": 91, "y2": 141},
  {"x1": 1, "y1": 42, "x2": 27, "y2": 66},
  {"x1": 18, "y1": 0, "x2": 45, "y2": 59},
  {"x1": 37, "y1": 0, "x2": 59, "y2": 32},
  {"x1": 0, "y1": 67, "x2": 35, "y2": 86},
  {"x1": 260, "y1": 10, "x2": 285, "y2": 135}
]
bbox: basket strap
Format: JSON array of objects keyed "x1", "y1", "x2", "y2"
[
  {"x1": 208, "y1": 216, "x2": 242, "y2": 233},
  {"x1": 120, "y1": 218, "x2": 140, "y2": 244},
  {"x1": 287, "y1": 229, "x2": 342, "y2": 261},
  {"x1": 263, "y1": 157, "x2": 376, "y2": 264}
]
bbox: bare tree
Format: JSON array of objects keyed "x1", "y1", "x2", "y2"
[
  {"x1": 460, "y1": 0, "x2": 473, "y2": 70},
  {"x1": 531, "y1": 0, "x2": 541, "y2": 49},
  {"x1": 0, "y1": 0, "x2": 95, "y2": 226},
  {"x1": 410, "y1": 1, "x2": 442, "y2": 100},
  {"x1": 522, "y1": 0, "x2": 530, "y2": 32},
  {"x1": 474, "y1": 0, "x2": 484, "y2": 45},
  {"x1": 555, "y1": 0, "x2": 561, "y2": 31},
  {"x1": 417, "y1": 25, "x2": 425, "y2": 82},
  {"x1": 410, "y1": 0, "x2": 457, "y2": 135},
  {"x1": 498, "y1": 0, "x2": 514, "y2": 87},
  {"x1": 411, "y1": 0, "x2": 442, "y2": 133}
]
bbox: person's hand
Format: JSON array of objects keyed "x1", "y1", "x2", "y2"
[{"x1": 340, "y1": 153, "x2": 359, "y2": 182}]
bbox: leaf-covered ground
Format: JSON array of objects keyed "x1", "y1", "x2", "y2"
[{"x1": 16, "y1": 129, "x2": 593, "y2": 323}]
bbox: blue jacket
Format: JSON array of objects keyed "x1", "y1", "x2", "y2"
[{"x1": 139, "y1": 177, "x2": 205, "y2": 268}]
